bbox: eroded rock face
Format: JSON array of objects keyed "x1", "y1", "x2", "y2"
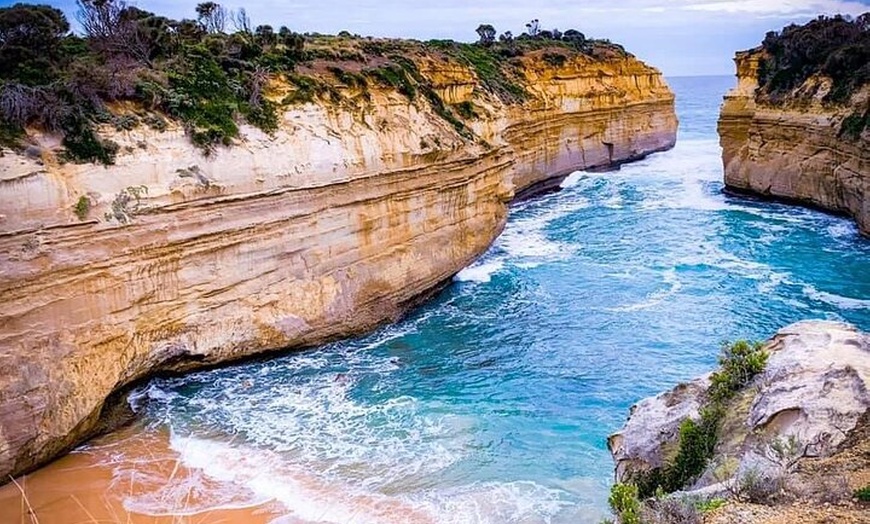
[
  {"x1": 0, "y1": 52, "x2": 677, "y2": 480},
  {"x1": 609, "y1": 321, "x2": 870, "y2": 488},
  {"x1": 718, "y1": 50, "x2": 870, "y2": 235},
  {"x1": 607, "y1": 374, "x2": 712, "y2": 482}
]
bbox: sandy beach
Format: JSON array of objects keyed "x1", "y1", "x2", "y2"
[
  {"x1": 0, "y1": 421, "x2": 442, "y2": 524},
  {"x1": 0, "y1": 424, "x2": 283, "y2": 524}
]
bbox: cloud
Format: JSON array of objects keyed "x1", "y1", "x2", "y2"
[{"x1": 682, "y1": 0, "x2": 869, "y2": 15}]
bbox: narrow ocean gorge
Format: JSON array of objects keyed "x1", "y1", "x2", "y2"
[{"x1": 17, "y1": 76, "x2": 870, "y2": 524}]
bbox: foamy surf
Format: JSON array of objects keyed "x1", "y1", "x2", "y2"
[
  {"x1": 607, "y1": 268, "x2": 683, "y2": 312},
  {"x1": 803, "y1": 285, "x2": 870, "y2": 310},
  {"x1": 455, "y1": 261, "x2": 505, "y2": 283},
  {"x1": 559, "y1": 171, "x2": 584, "y2": 188},
  {"x1": 119, "y1": 434, "x2": 435, "y2": 524},
  {"x1": 98, "y1": 430, "x2": 593, "y2": 524}
]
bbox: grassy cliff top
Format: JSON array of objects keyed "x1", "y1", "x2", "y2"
[{"x1": 0, "y1": 2, "x2": 634, "y2": 164}]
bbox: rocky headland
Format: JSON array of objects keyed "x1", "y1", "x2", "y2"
[
  {"x1": 609, "y1": 321, "x2": 870, "y2": 523},
  {"x1": 718, "y1": 15, "x2": 870, "y2": 236},
  {"x1": 0, "y1": 6, "x2": 676, "y2": 481}
]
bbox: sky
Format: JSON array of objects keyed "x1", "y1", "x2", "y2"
[{"x1": 7, "y1": 0, "x2": 870, "y2": 76}]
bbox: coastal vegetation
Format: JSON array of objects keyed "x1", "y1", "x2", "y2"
[
  {"x1": 628, "y1": 340, "x2": 769, "y2": 499},
  {"x1": 757, "y1": 14, "x2": 869, "y2": 104},
  {"x1": 755, "y1": 14, "x2": 870, "y2": 140},
  {"x1": 0, "y1": 1, "x2": 629, "y2": 164},
  {"x1": 608, "y1": 340, "x2": 769, "y2": 523}
]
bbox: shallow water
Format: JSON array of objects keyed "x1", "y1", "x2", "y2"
[{"x1": 25, "y1": 76, "x2": 870, "y2": 523}]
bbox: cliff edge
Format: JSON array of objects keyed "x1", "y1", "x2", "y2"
[
  {"x1": 718, "y1": 15, "x2": 870, "y2": 235},
  {"x1": 608, "y1": 321, "x2": 870, "y2": 523},
  {"x1": 0, "y1": 30, "x2": 676, "y2": 480}
]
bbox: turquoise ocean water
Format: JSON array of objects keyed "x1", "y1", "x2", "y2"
[{"x1": 123, "y1": 76, "x2": 870, "y2": 523}]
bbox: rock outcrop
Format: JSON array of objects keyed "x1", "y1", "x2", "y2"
[
  {"x1": 609, "y1": 321, "x2": 870, "y2": 489},
  {"x1": 718, "y1": 49, "x2": 870, "y2": 235},
  {"x1": 0, "y1": 48, "x2": 676, "y2": 480}
]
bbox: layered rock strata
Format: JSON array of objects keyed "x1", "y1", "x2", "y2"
[
  {"x1": 718, "y1": 50, "x2": 870, "y2": 235},
  {"x1": 0, "y1": 49, "x2": 676, "y2": 480}
]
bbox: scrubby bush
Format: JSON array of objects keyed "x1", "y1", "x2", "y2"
[
  {"x1": 839, "y1": 109, "x2": 869, "y2": 141},
  {"x1": 1, "y1": 1, "x2": 299, "y2": 158},
  {"x1": 796, "y1": 474, "x2": 850, "y2": 504},
  {"x1": 73, "y1": 195, "x2": 91, "y2": 220},
  {"x1": 609, "y1": 483, "x2": 641, "y2": 524},
  {"x1": 0, "y1": 3, "x2": 70, "y2": 85},
  {"x1": 60, "y1": 118, "x2": 119, "y2": 164},
  {"x1": 543, "y1": 52, "x2": 567, "y2": 67},
  {"x1": 629, "y1": 340, "x2": 767, "y2": 499},
  {"x1": 709, "y1": 340, "x2": 768, "y2": 402},
  {"x1": 757, "y1": 14, "x2": 870, "y2": 104},
  {"x1": 641, "y1": 496, "x2": 702, "y2": 524},
  {"x1": 695, "y1": 498, "x2": 726, "y2": 513},
  {"x1": 454, "y1": 101, "x2": 477, "y2": 119},
  {"x1": 105, "y1": 185, "x2": 147, "y2": 223},
  {"x1": 856, "y1": 484, "x2": 870, "y2": 502},
  {"x1": 731, "y1": 467, "x2": 785, "y2": 504}
]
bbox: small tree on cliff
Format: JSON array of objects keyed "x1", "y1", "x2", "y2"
[
  {"x1": 525, "y1": 19, "x2": 541, "y2": 37},
  {"x1": 476, "y1": 23, "x2": 496, "y2": 46},
  {"x1": 195, "y1": 2, "x2": 226, "y2": 33},
  {"x1": 0, "y1": 3, "x2": 69, "y2": 84}
]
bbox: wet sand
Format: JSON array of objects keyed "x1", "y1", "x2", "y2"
[
  {"x1": 0, "y1": 425, "x2": 283, "y2": 524},
  {"x1": 0, "y1": 424, "x2": 439, "y2": 524}
]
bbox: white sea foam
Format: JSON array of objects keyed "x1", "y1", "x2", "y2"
[
  {"x1": 416, "y1": 481, "x2": 578, "y2": 524},
  {"x1": 559, "y1": 170, "x2": 585, "y2": 188},
  {"x1": 802, "y1": 285, "x2": 870, "y2": 310},
  {"x1": 756, "y1": 271, "x2": 789, "y2": 294},
  {"x1": 127, "y1": 382, "x2": 179, "y2": 413},
  {"x1": 607, "y1": 268, "x2": 683, "y2": 312},
  {"x1": 498, "y1": 228, "x2": 566, "y2": 259},
  {"x1": 607, "y1": 139, "x2": 736, "y2": 212},
  {"x1": 144, "y1": 355, "x2": 468, "y2": 492},
  {"x1": 121, "y1": 432, "x2": 588, "y2": 524},
  {"x1": 495, "y1": 196, "x2": 588, "y2": 262},
  {"x1": 676, "y1": 239, "x2": 771, "y2": 274},
  {"x1": 827, "y1": 220, "x2": 858, "y2": 241},
  {"x1": 455, "y1": 261, "x2": 505, "y2": 283},
  {"x1": 145, "y1": 435, "x2": 438, "y2": 524}
]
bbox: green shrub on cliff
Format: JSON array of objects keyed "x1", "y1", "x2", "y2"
[
  {"x1": 609, "y1": 483, "x2": 642, "y2": 524},
  {"x1": 627, "y1": 340, "x2": 768, "y2": 500},
  {"x1": 438, "y1": 42, "x2": 529, "y2": 103},
  {"x1": 839, "y1": 109, "x2": 870, "y2": 141},
  {"x1": 757, "y1": 14, "x2": 870, "y2": 104},
  {"x1": 709, "y1": 340, "x2": 768, "y2": 402},
  {"x1": 0, "y1": 1, "x2": 294, "y2": 158}
]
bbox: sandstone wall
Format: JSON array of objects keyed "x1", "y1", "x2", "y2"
[
  {"x1": 0, "y1": 51, "x2": 676, "y2": 479},
  {"x1": 718, "y1": 50, "x2": 870, "y2": 235}
]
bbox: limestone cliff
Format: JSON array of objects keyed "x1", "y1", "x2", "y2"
[
  {"x1": 0, "y1": 47, "x2": 676, "y2": 480},
  {"x1": 718, "y1": 49, "x2": 870, "y2": 235}
]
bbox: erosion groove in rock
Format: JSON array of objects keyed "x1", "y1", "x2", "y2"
[
  {"x1": 718, "y1": 50, "x2": 870, "y2": 235},
  {"x1": 0, "y1": 50, "x2": 676, "y2": 480}
]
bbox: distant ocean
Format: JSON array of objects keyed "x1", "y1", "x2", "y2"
[{"x1": 86, "y1": 75, "x2": 870, "y2": 523}]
